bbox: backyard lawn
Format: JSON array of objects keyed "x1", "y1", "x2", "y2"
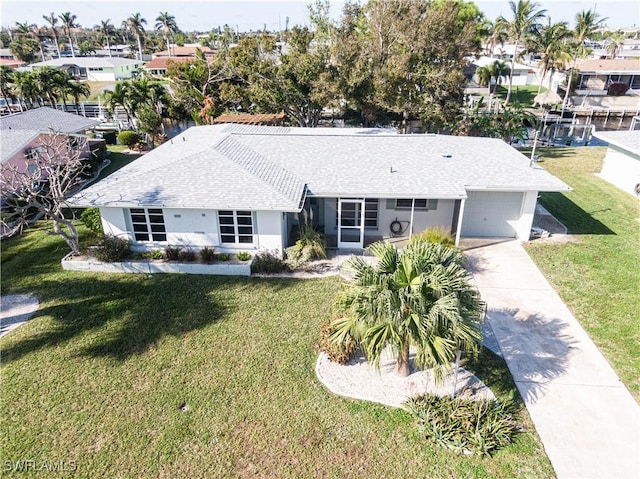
[
  {"x1": 526, "y1": 146, "x2": 640, "y2": 400},
  {"x1": 96, "y1": 146, "x2": 141, "y2": 181},
  {"x1": 0, "y1": 225, "x2": 554, "y2": 478}
]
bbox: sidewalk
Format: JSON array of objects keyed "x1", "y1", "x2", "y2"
[{"x1": 465, "y1": 240, "x2": 639, "y2": 479}]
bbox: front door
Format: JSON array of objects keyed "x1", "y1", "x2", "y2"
[{"x1": 338, "y1": 198, "x2": 365, "y2": 249}]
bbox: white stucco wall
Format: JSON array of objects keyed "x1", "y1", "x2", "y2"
[
  {"x1": 99, "y1": 207, "x2": 129, "y2": 238},
  {"x1": 599, "y1": 148, "x2": 640, "y2": 197},
  {"x1": 254, "y1": 210, "x2": 284, "y2": 253},
  {"x1": 86, "y1": 68, "x2": 118, "y2": 81},
  {"x1": 163, "y1": 208, "x2": 219, "y2": 247},
  {"x1": 515, "y1": 191, "x2": 539, "y2": 241}
]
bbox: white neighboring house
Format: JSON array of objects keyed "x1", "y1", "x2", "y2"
[
  {"x1": 68, "y1": 124, "x2": 571, "y2": 254},
  {"x1": 471, "y1": 56, "x2": 539, "y2": 87},
  {"x1": 592, "y1": 130, "x2": 640, "y2": 197},
  {"x1": 25, "y1": 57, "x2": 145, "y2": 81}
]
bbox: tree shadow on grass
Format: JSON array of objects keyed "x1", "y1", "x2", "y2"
[
  {"x1": 538, "y1": 192, "x2": 615, "y2": 235},
  {"x1": 1, "y1": 274, "x2": 302, "y2": 363}
]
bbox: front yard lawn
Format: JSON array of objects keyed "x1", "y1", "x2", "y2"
[
  {"x1": 0, "y1": 224, "x2": 553, "y2": 478},
  {"x1": 526, "y1": 146, "x2": 640, "y2": 400}
]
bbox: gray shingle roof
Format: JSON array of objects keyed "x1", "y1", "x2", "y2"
[
  {"x1": 1, "y1": 107, "x2": 100, "y2": 163},
  {"x1": 70, "y1": 124, "x2": 570, "y2": 210},
  {"x1": 592, "y1": 130, "x2": 640, "y2": 158},
  {"x1": 27, "y1": 57, "x2": 144, "y2": 69}
]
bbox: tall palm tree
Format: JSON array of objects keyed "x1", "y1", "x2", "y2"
[
  {"x1": 42, "y1": 13, "x2": 62, "y2": 58},
  {"x1": 529, "y1": 19, "x2": 573, "y2": 95},
  {"x1": 66, "y1": 80, "x2": 91, "y2": 114},
  {"x1": 331, "y1": 241, "x2": 484, "y2": 379},
  {"x1": 562, "y1": 9, "x2": 607, "y2": 109},
  {"x1": 14, "y1": 22, "x2": 45, "y2": 61},
  {"x1": 155, "y1": 12, "x2": 178, "y2": 56},
  {"x1": 475, "y1": 65, "x2": 492, "y2": 88},
  {"x1": 59, "y1": 12, "x2": 79, "y2": 58},
  {"x1": 607, "y1": 32, "x2": 624, "y2": 59},
  {"x1": 12, "y1": 70, "x2": 39, "y2": 109},
  {"x1": 487, "y1": 60, "x2": 511, "y2": 95},
  {"x1": 98, "y1": 19, "x2": 115, "y2": 57},
  {"x1": 495, "y1": 0, "x2": 547, "y2": 106},
  {"x1": 126, "y1": 13, "x2": 147, "y2": 61}
]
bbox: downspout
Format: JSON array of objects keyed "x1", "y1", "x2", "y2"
[
  {"x1": 454, "y1": 198, "x2": 466, "y2": 247},
  {"x1": 408, "y1": 198, "x2": 415, "y2": 240}
]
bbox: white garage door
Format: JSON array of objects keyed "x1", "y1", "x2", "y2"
[{"x1": 461, "y1": 191, "x2": 523, "y2": 238}]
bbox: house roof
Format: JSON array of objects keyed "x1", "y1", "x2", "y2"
[
  {"x1": 0, "y1": 58, "x2": 26, "y2": 69},
  {"x1": 27, "y1": 57, "x2": 144, "y2": 69},
  {"x1": 211, "y1": 112, "x2": 286, "y2": 125},
  {"x1": 144, "y1": 56, "x2": 200, "y2": 70},
  {"x1": 575, "y1": 59, "x2": 640, "y2": 73},
  {"x1": 153, "y1": 46, "x2": 216, "y2": 57},
  {"x1": 70, "y1": 124, "x2": 569, "y2": 211},
  {"x1": 1, "y1": 107, "x2": 100, "y2": 164},
  {"x1": 592, "y1": 130, "x2": 640, "y2": 159}
]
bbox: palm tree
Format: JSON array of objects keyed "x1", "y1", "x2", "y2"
[
  {"x1": 562, "y1": 9, "x2": 607, "y2": 110},
  {"x1": 607, "y1": 32, "x2": 624, "y2": 59},
  {"x1": 11, "y1": 70, "x2": 39, "y2": 109},
  {"x1": 14, "y1": 22, "x2": 45, "y2": 61},
  {"x1": 475, "y1": 65, "x2": 492, "y2": 88},
  {"x1": 0, "y1": 66, "x2": 16, "y2": 111},
  {"x1": 331, "y1": 241, "x2": 484, "y2": 379},
  {"x1": 155, "y1": 12, "x2": 178, "y2": 57},
  {"x1": 42, "y1": 13, "x2": 62, "y2": 58},
  {"x1": 126, "y1": 13, "x2": 147, "y2": 61},
  {"x1": 529, "y1": 19, "x2": 573, "y2": 95},
  {"x1": 489, "y1": 60, "x2": 511, "y2": 95},
  {"x1": 59, "y1": 12, "x2": 79, "y2": 58},
  {"x1": 98, "y1": 19, "x2": 115, "y2": 57},
  {"x1": 102, "y1": 82, "x2": 133, "y2": 124},
  {"x1": 495, "y1": 0, "x2": 547, "y2": 106},
  {"x1": 67, "y1": 81, "x2": 91, "y2": 114}
]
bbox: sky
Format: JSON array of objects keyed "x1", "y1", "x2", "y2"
[{"x1": 1, "y1": 0, "x2": 638, "y2": 33}]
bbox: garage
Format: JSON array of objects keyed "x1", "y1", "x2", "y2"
[{"x1": 461, "y1": 191, "x2": 524, "y2": 238}]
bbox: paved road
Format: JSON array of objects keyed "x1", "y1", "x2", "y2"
[{"x1": 465, "y1": 240, "x2": 639, "y2": 479}]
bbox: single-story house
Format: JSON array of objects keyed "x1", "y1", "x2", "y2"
[
  {"x1": 591, "y1": 129, "x2": 640, "y2": 197},
  {"x1": 1, "y1": 107, "x2": 100, "y2": 192},
  {"x1": 24, "y1": 57, "x2": 145, "y2": 81},
  {"x1": 152, "y1": 46, "x2": 217, "y2": 58},
  {"x1": 144, "y1": 56, "x2": 195, "y2": 77},
  {"x1": 468, "y1": 56, "x2": 538, "y2": 87},
  {"x1": 69, "y1": 124, "x2": 571, "y2": 254},
  {"x1": 575, "y1": 59, "x2": 640, "y2": 95}
]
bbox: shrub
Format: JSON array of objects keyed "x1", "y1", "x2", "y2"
[
  {"x1": 607, "y1": 82, "x2": 629, "y2": 96},
  {"x1": 319, "y1": 320, "x2": 356, "y2": 364},
  {"x1": 117, "y1": 131, "x2": 141, "y2": 148},
  {"x1": 165, "y1": 246, "x2": 182, "y2": 261},
  {"x1": 236, "y1": 251, "x2": 251, "y2": 261},
  {"x1": 179, "y1": 249, "x2": 196, "y2": 262},
  {"x1": 251, "y1": 250, "x2": 286, "y2": 274},
  {"x1": 80, "y1": 208, "x2": 103, "y2": 236},
  {"x1": 96, "y1": 235, "x2": 132, "y2": 262},
  {"x1": 141, "y1": 250, "x2": 164, "y2": 260},
  {"x1": 285, "y1": 223, "x2": 327, "y2": 270},
  {"x1": 200, "y1": 246, "x2": 216, "y2": 264},
  {"x1": 218, "y1": 253, "x2": 230, "y2": 261},
  {"x1": 405, "y1": 394, "x2": 519, "y2": 456},
  {"x1": 410, "y1": 226, "x2": 455, "y2": 247}
]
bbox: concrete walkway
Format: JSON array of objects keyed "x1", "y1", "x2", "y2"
[
  {"x1": 0, "y1": 294, "x2": 39, "y2": 338},
  {"x1": 465, "y1": 240, "x2": 639, "y2": 479}
]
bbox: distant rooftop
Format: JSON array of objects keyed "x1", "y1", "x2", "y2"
[
  {"x1": 27, "y1": 57, "x2": 144, "y2": 69},
  {"x1": 575, "y1": 59, "x2": 640, "y2": 73},
  {"x1": 592, "y1": 130, "x2": 640, "y2": 158}
]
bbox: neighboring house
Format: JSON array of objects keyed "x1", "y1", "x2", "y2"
[
  {"x1": 468, "y1": 56, "x2": 538, "y2": 88},
  {"x1": 592, "y1": 129, "x2": 640, "y2": 197},
  {"x1": 211, "y1": 113, "x2": 286, "y2": 126},
  {"x1": 0, "y1": 58, "x2": 26, "y2": 69},
  {"x1": 144, "y1": 56, "x2": 194, "y2": 77},
  {"x1": 1, "y1": 107, "x2": 100, "y2": 189},
  {"x1": 69, "y1": 125, "x2": 570, "y2": 254},
  {"x1": 574, "y1": 59, "x2": 640, "y2": 95},
  {"x1": 24, "y1": 58, "x2": 144, "y2": 81}
]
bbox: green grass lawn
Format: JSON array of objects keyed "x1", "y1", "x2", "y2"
[
  {"x1": 525, "y1": 147, "x2": 640, "y2": 400},
  {"x1": 0, "y1": 225, "x2": 554, "y2": 478},
  {"x1": 96, "y1": 146, "x2": 141, "y2": 181},
  {"x1": 494, "y1": 85, "x2": 546, "y2": 108}
]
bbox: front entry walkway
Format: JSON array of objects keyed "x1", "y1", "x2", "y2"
[{"x1": 465, "y1": 241, "x2": 639, "y2": 479}]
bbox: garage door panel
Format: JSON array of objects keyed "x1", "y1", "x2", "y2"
[{"x1": 461, "y1": 192, "x2": 523, "y2": 237}]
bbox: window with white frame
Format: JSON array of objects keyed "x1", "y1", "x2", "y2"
[
  {"x1": 130, "y1": 208, "x2": 166, "y2": 242},
  {"x1": 394, "y1": 199, "x2": 438, "y2": 210},
  {"x1": 218, "y1": 210, "x2": 254, "y2": 244}
]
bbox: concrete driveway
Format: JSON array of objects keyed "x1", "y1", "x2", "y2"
[{"x1": 464, "y1": 240, "x2": 639, "y2": 479}]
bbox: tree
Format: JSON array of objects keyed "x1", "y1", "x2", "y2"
[
  {"x1": 11, "y1": 70, "x2": 39, "y2": 109},
  {"x1": 59, "y1": 12, "x2": 79, "y2": 58},
  {"x1": 155, "y1": 12, "x2": 178, "y2": 56},
  {"x1": 495, "y1": 0, "x2": 546, "y2": 106},
  {"x1": 136, "y1": 103, "x2": 163, "y2": 144},
  {"x1": 98, "y1": 19, "x2": 115, "y2": 57},
  {"x1": 489, "y1": 60, "x2": 511, "y2": 95},
  {"x1": 9, "y1": 36, "x2": 41, "y2": 63},
  {"x1": 475, "y1": 65, "x2": 492, "y2": 88},
  {"x1": 78, "y1": 40, "x2": 96, "y2": 56},
  {"x1": 330, "y1": 241, "x2": 484, "y2": 379},
  {"x1": 607, "y1": 32, "x2": 624, "y2": 59},
  {"x1": 13, "y1": 22, "x2": 45, "y2": 61},
  {"x1": 43, "y1": 12, "x2": 62, "y2": 58},
  {"x1": 528, "y1": 18, "x2": 572, "y2": 95},
  {"x1": 66, "y1": 80, "x2": 90, "y2": 114},
  {"x1": 126, "y1": 13, "x2": 147, "y2": 61},
  {"x1": 0, "y1": 66, "x2": 16, "y2": 110},
  {"x1": 1, "y1": 131, "x2": 92, "y2": 254},
  {"x1": 562, "y1": 9, "x2": 606, "y2": 109}
]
